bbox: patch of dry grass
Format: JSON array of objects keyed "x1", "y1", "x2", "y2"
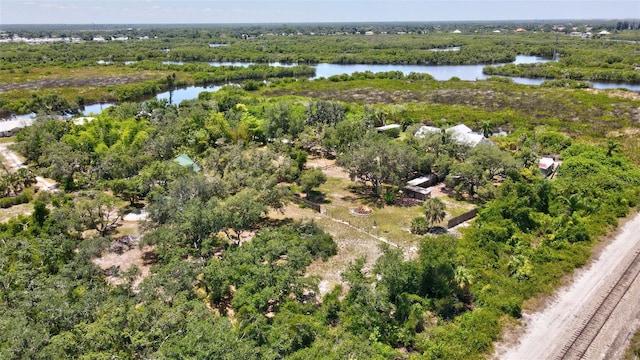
[{"x1": 0, "y1": 203, "x2": 33, "y2": 222}]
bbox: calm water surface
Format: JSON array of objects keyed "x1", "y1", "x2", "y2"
[{"x1": 4, "y1": 56, "x2": 638, "y2": 120}]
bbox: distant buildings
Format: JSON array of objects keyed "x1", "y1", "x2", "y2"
[{"x1": 0, "y1": 34, "x2": 82, "y2": 44}]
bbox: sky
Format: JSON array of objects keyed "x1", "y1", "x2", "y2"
[{"x1": 1, "y1": 0, "x2": 638, "y2": 25}]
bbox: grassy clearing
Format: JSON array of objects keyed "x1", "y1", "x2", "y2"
[
  {"x1": 0, "y1": 136, "x2": 16, "y2": 144},
  {"x1": 0, "y1": 202, "x2": 33, "y2": 222},
  {"x1": 277, "y1": 159, "x2": 479, "y2": 295}
]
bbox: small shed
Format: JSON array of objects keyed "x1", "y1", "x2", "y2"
[
  {"x1": 539, "y1": 157, "x2": 555, "y2": 177},
  {"x1": 404, "y1": 185, "x2": 431, "y2": 201},
  {"x1": 174, "y1": 154, "x2": 201, "y2": 172}
]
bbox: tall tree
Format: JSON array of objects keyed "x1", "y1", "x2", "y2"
[
  {"x1": 74, "y1": 191, "x2": 122, "y2": 236},
  {"x1": 306, "y1": 100, "x2": 345, "y2": 126},
  {"x1": 338, "y1": 134, "x2": 417, "y2": 196},
  {"x1": 299, "y1": 168, "x2": 327, "y2": 198}
]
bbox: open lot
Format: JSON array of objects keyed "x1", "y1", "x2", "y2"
[{"x1": 271, "y1": 157, "x2": 476, "y2": 296}]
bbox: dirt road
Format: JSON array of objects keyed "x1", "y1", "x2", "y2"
[
  {"x1": 494, "y1": 212, "x2": 640, "y2": 359},
  {"x1": 0, "y1": 142, "x2": 58, "y2": 191}
]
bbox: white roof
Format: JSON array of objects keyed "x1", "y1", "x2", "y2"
[
  {"x1": 451, "y1": 132, "x2": 487, "y2": 147},
  {"x1": 376, "y1": 124, "x2": 401, "y2": 131},
  {"x1": 448, "y1": 124, "x2": 490, "y2": 146},
  {"x1": 539, "y1": 157, "x2": 555, "y2": 170},
  {"x1": 0, "y1": 117, "x2": 34, "y2": 132},
  {"x1": 73, "y1": 117, "x2": 95, "y2": 125},
  {"x1": 446, "y1": 124, "x2": 473, "y2": 135},
  {"x1": 415, "y1": 123, "x2": 490, "y2": 147},
  {"x1": 407, "y1": 175, "x2": 436, "y2": 186}
]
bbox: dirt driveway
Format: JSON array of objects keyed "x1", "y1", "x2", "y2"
[{"x1": 0, "y1": 142, "x2": 58, "y2": 191}]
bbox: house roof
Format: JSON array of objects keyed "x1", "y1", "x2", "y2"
[
  {"x1": 405, "y1": 185, "x2": 432, "y2": 195},
  {"x1": 446, "y1": 124, "x2": 473, "y2": 135},
  {"x1": 539, "y1": 157, "x2": 555, "y2": 170},
  {"x1": 173, "y1": 154, "x2": 201, "y2": 172},
  {"x1": 73, "y1": 117, "x2": 95, "y2": 126},
  {"x1": 447, "y1": 124, "x2": 489, "y2": 147},
  {"x1": 407, "y1": 174, "x2": 437, "y2": 187},
  {"x1": 376, "y1": 124, "x2": 401, "y2": 132},
  {"x1": 0, "y1": 117, "x2": 34, "y2": 133},
  {"x1": 451, "y1": 131, "x2": 488, "y2": 147}
]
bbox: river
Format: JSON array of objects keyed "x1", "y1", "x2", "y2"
[{"x1": 4, "y1": 55, "x2": 639, "y2": 120}]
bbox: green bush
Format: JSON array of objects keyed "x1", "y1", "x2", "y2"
[
  {"x1": 383, "y1": 191, "x2": 396, "y2": 205},
  {"x1": 0, "y1": 188, "x2": 34, "y2": 208},
  {"x1": 410, "y1": 217, "x2": 429, "y2": 235}
]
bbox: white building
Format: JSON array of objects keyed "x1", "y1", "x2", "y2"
[{"x1": 415, "y1": 124, "x2": 491, "y2": 147}]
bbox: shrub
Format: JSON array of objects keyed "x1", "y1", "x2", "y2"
[
  {"x1": 0, "y1": 188, "x2": 34, "y2": 208},
  {"x1": 410, "y1": 217, "x2": 430, "y2": 235},
  {"x1": 242, "y1": 80, "x2": 261, "y2": 91},
  {"x1": 383, "y1": 191, "x2": 397, "y2": 205}
]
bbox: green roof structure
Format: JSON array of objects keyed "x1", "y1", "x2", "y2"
[{"x1": 173, "y1": 153, "x2": 201, "y2": 172}]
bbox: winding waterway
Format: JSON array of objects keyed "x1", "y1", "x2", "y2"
[{"x1": 4, "y1": 55, "x2": 639, "y2": 121}]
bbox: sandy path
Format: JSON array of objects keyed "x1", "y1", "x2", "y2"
[
  {"x1": 494, "y1": 212, "x2": 640, "y2": 359},
  {"x1": 0, "y1": 142, "x2": 58, "y2": 191}
]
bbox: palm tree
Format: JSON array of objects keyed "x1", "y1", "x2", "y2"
[
  {"x1": 424, "y1": 197, "x2": 446, "y2": 230},
  {"x1": 453, "y1": 266, "x2": 473, "y2": 292},
  {"x1": 479, "y1": 120, "x2": 494, "y2": 138},
  {"x1": 559, "y1": 193, "x2": 584, "y2": 215},
  {"x1": 606, "y1": 139, "x2": 619, "y2": 157}
]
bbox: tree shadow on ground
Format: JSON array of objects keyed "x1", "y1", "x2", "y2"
[
  {"x1": 260, "y1": 217, "x2": 294, "y2": 228},
  {"x1": 429, "y1": 226, "x2": 448, "y2": 235},
  {"x1": 307, "y1": 191, "x2": 330, "y2": 204},
  {"x1": 344, "y1": 184, "x2": 386, "y2": 208}
]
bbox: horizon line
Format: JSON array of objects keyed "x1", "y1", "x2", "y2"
[{"x1": 1, "y1": 18, "x2": 637, "y2": 27}]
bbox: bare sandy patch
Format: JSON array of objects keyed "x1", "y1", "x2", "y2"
[
  {"x1": 92, "y1": 241, "x2": 155, "y2": 289},
  {"x1": 586, "y1": 88, "x2": 640, "y2": 101},
  {"x1": 306, "y1": 156, "x2": 350, "y2": 180}
]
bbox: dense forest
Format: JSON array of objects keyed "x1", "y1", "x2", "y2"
[{"x1": 1, "y1": 22, "x2": 640, "y2": 359}]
